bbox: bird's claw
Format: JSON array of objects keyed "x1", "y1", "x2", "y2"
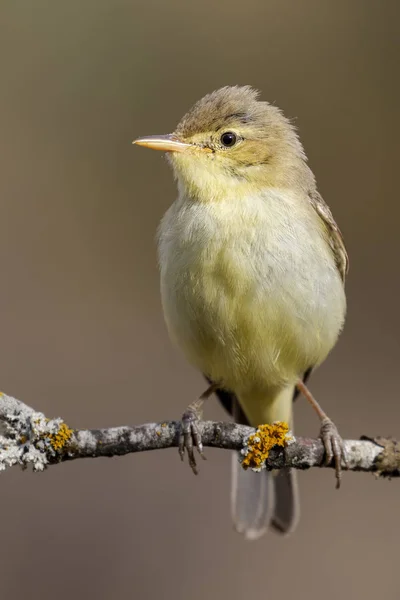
[
  {"x1": 178, "y1": 408, "x2": 206, "y2": 475},
  {"x1": 319, "y1": 417, "x2": 348, "y2": 489}
]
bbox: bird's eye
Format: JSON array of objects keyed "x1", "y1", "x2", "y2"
[{"x1": 220, "y1": 131, "x2": 237, "y2": 147}]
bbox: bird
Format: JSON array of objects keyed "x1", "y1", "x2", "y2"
[{"x1": 133, "y1": 86, "x2": 348, "y2": 539}]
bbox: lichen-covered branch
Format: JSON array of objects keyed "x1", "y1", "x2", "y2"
[{"x1": 0, "y1": 391, "x2": 398, "y2": 478}]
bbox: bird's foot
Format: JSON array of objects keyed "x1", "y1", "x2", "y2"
[
  {"x1": 319, "y1": 417, "x2": 348, "y2": 489},
  {"x1": 178, "y1": 403, "x2": 206, "y2": 475},
  {"x1": 178, "y1": 382, "x2": 219, "y2": 474}
]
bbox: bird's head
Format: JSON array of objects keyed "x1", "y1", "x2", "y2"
[{"x1": 133, "y1": 86, "x2": 310, "y2": 202}]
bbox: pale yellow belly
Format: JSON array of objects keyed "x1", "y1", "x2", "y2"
[
  {"x1": 158, "y1": 192, "x2": 346, "y2": 412},
  {"x1": 160, "y1": 248, "x2": 345, "y2": 396}
]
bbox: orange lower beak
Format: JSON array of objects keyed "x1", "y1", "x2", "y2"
[{"x1": 132, "y1": 134, "x2": 192, "y2": 153}]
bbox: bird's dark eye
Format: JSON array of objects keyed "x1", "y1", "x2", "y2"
[{"x1": 220, "y1": 131, "x2": 237, "y2": 147}]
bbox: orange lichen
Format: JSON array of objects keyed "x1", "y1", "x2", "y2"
[
  {"x1": 48, "y1": 422, "x2": 73, "y2": 451},
  {"x1": 241, "y1": 422, "x2": 291, "y2": 470}
]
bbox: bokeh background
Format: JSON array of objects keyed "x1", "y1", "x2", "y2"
[{"x1": 0, "y1": 1, "x2": 399, "y2": 598}]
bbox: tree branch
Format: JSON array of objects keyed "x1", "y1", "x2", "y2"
[{"x1": 0, "y1": 391, "x2": 398, "y2": 478}]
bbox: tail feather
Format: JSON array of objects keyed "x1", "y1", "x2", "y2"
[
  {"x1": 271, "y1": 468, "x2": 300, "y2": 535},
  {"x1": 231, "y1": 452, "x2": 274, "y2": 540}
]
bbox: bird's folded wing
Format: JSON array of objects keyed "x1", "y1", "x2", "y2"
[{"x1": 309, "y1": 190, "x2": 349, "y2": 282}]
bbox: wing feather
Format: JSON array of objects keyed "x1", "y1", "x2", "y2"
[{"x1": 309, "y1": 190, "x2": 349, "y2": 282}]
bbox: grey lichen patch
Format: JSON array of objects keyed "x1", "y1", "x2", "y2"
[
  {"x1": 74, "y1": 429, "x2": 98, "y2": 455},
  {"x1": 0, "y1": 393, "x2": 73, "y2": 472}
]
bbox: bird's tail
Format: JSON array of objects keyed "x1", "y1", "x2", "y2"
[{"x1": 230, "y1": 386, "x2": 300, "y2": 538}]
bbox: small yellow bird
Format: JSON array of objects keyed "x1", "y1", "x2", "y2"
[{"x1": 133, "y1": 86, "x2": 348, "y2": 538}]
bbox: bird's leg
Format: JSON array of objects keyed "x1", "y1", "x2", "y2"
[
  {"x1": 296, "y1": 379, "x2": 348, "y2": 488},
  {"x1": 179, "y1": 382, "x2": 219, "y2": 474}
]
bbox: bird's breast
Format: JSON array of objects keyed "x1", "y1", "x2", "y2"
[{"x1": 157, "y1": 190, "x2": 346, "y2": 392}]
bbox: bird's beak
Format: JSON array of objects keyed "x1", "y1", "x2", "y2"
[{"x1": 132, "y1": 134, "x2": 192, "y2": 153}]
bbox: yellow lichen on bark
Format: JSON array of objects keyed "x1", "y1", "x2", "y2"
[
  {"x1": 48, "y1": 422, "x2": 73, "y2": 451},
  {"x1": 241, "y1": 422, "x2": 292, "y2": 470}
]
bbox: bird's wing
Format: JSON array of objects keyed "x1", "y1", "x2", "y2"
[{"x1": 309, "y1": 190, "x2": 349, "y2": 282}]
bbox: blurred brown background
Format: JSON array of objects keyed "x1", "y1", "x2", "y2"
[{"x1": 0, "y1": 1, "x2": 399, "y2": 598}]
